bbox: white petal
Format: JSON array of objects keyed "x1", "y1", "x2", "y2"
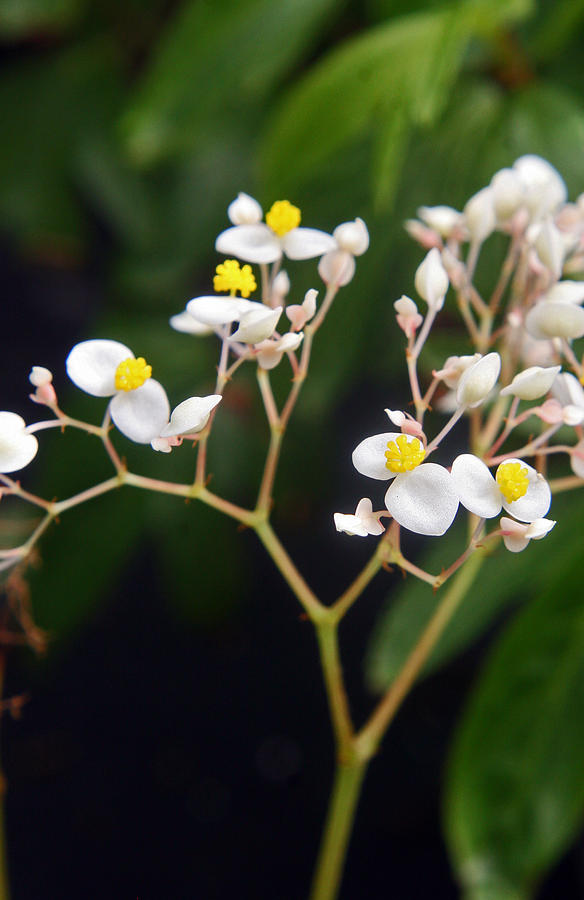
[
  {"x1": 542, "y1": 280, "x2": 584, "y2": 305},
  {"x1": 451, "y1": 454, "x2": 502, "y2": 518},
  {"x1": 282, "y1": 227, "x2": 336, "y2": 260},
  {"x1": 513, "y1": 155, "x2": 567, "y2": 220},
  {"x1": 334, "y1": 512, "x2": 369, "y2": 537},
  {"x1": 352, "y1": 432, "x2": 401, "y2": 481},
  {"x1": 525, "y1": 301, "x2": 584, "y2": 340},
  {"x1": 414, "y1": 247, "x2": 449, "y2": 310},
  {"x1": 66, "y1": 339, "x2": 132, "y2": 397},
  {"x1": 525, "y1": 518, "x2": 556, "y2": 540},
  {"x1": 384, "y1": 464, "x2": 459, "y2": 536},
  {"x1": 231, "y1": 306, "x2": 282, "y2": 343},
  {"x1": 170, "y1": 311, "x2": 213, "y2": 336},
  {"x1": 500, "y1": 460, "x2": 551, "y2": 522},
  {"x1": 186, "y1": 296, "x2": 257, "y2": 326},
  {"x1": 161, "y1": 395, "x2": 222, "y2": 437},
  {"x1": 227, "y1": 192, "x2": 263, "y2": 226},
  {"x1": 490, "y1": 169, "x2": 525, "y2": 223},
  {"x1": 500, "y1": 517, "x2": 530, "y2": 553},
  {"x1": 110, "y1": 379, "x2": 170, "y2": 444},
  {"x1": 318, "y1": 250, "x2": 355, "y2": 286},
  {"x1": 417, "y1": 205, "x2": 464, "y2": 238},
  {"x1": 215, "y1": 224, "x2": 281, "y2": 263},
  {"x1": 500, "y1": 365, "x2": 561, "y2": 400},
  {"x1": 464, "y1": 186, "x2": 496, "y2": 243},
  {"x1": 552, "y1": 372, "x2": 584, "y2": 409},
  {"x1": 354, "y1": 497, "x2": 384, "y2": 535},
  {"x1": 456, "y1": 352, "x2": 501, "y2": 407},
  {"x1": 571, "y1": 439, "x2": 584, "y2": 478},
  {"x1": 332, "y1": 218, "x2": 369, "y2": 255},
  {"x1": 0, "y1": 412, "x2": 38, "y2": 473}
]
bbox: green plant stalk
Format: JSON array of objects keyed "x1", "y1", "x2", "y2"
[{"x1": 309, "y1": 758, "x2": 368, "y2": 900}]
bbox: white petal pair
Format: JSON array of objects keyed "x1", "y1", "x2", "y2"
[
  {"x1": 66, "y1": 340, "x2": 170, "y2": 444},
  {"x1": 450, "y1": 455, "x2": 551, "y2": 522},
  {"x1": 216, "y1": 223, "x2": 336, "y2": 265},
  {"x1": 352, "y1": 433, "x2": 459, "y2": 536},
  {"x1": 0, "y1": 412, "x2": 39, "y2": 473}
]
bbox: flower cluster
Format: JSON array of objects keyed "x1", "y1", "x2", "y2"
[{"x1": 335, "y1": 155, "x2": 584, "y2": 555}]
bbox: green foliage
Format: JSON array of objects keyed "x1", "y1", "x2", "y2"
[
  {"x1": 121, "y1": 0, "x2": 343, "y2": 166},
  {"x1": 444, "y1": 551, "x2": 584, "y2": 899},
  {"x1": 0, "y1": 0, "x2": 86, "y2": 36}
]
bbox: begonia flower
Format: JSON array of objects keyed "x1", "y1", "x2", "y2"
[
  {"x1": 394, "y1": 295, "x2": 423, "y2": 339},
  {"x1": 499, "y1": 516, "x2": 556, "y2": 553},
  {"x1": 0, "y1": 412, "x2": 39, "y2": 473},
  {"x1": 66, "y1": 340, "x2": 170, "y2": 444},
  {"x1": 170, "y1": 311, "x2": 214, "y2": 336},
  {"x1": 230, "y1": 305, "x2": 282, "y2": 344},
  {"x1": 286, "y1": 289, "x2": 317, "y2": 332},
  {"x1": 414, "y1": 248, "x2": 449, "y2": 310},
  {"x1": 456, "y1": 352, "x2": 501, "y2": 407},
  {"x1": 451, "y1": 454, "x2": 551, "y2": 522},
  {"x1": 216, "y1": 197, "x2": 336, "y2": 264},
  {"x1": 151, "y1": 395, "x2": 222, "y2": 453},
  {"x1": 500, "y1": 365, "x2": 561, "y2": 401},
  {"x1": 513, "y1": 155, "x2": 567, "y2": 222},
  {"x1": 255, "y1": 333, "x2": 303, "y2": 370},
  {"x1": 334, "y1": 498, "x2": 384, "y2": 537},
  {"x1": 352, "y1": 432, "x2": 459, "y2": 536}
]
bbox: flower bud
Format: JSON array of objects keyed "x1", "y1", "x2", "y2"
[
  {"x1": 227, "y1": 192, "x2": 263, "y2": 225},
  {"x1": 417, "y1": 205, "x2": 465, "y2": 239},
  {"x1": 29, "y1": 366, "x2": 57, "y2": 405},
  {"x1": 456, "y1": 352, "x2": 501, "y2": 407},
  {"x1": 394, "y1": 295, "x2": 423, "y2": 338},
  {"x1": 513, "y1": 155, "x2": 567, "y2": 221},
  {"x1": 318, "y1": 250, "x2": 355, "y2": 286},
  {"x1": 491, "y1": 168, "x2": 524, "y2": 223},
  {"x1": 333, "y1": 218, "x2": 369, "y2": 255},
  {"x1": 464, "y1": 186, "x2": 496, "y2": 244},
  {"x1": 414, "y1": 248, "x2": 449, "y2": 310},
  {"x1": 532, "y1": 219, "x2": 565, "y2": 279},
  {"x1": 525, "y1": 301, "x2": 584, "y2": 340},
  {"x1": 271, "y1": 270, "x2": 290, "y2": 303},
  {"x1": 500, "y1": 365, "x2": 561, "y2": 401},
  {"x1": 230, "y1": 306, "x2": 282, "y2": 344}
]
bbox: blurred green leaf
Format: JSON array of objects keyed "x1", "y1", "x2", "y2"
[
  {"x1": 0, "y1": 39, "x2": 122, "y2": 252},
  {"x1": 261, "y1": 0, "x2": 533, "y2": 198},
  {"x1": 365, "y1": 493, "x2": 584, "y2": 693},
  {"x1": 444, "y1": 551, "x2": 584, "y2": 899},
  {"x1": 121, "y1": 0, "x2": 343, "y2": 165},
  {"x1": 0, "y1": 0, "x2": 86, "y2": 36}
]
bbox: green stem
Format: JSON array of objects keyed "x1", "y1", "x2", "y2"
[
  {"x1": 309, "y1": 759, "x2": 368, "y2": 900},
  {"x1": 315, "y1": 622, "x2": 354, "y2": 754}
]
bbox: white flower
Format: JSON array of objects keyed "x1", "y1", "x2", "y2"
[
  {"x1": 227, "y1": 192, "x2": 263, "y2": 225},
  {"x1": 500, "y1": 516, "x2": 556, "y2": 553},
  {"x1": 417, "y1": 205, "x2": 465, "y2": 239},
  {"x1": 525, "y1": 300, "x2": 584, "y2": 340},
  {"x1": 216, "y1": 197, "x2": 336, "y2": 264},
  {"x1": 571, "y1": 439, "x2": 584, "y2": 478},
  {"x1": 230, "y1": 305, "x2": 282, "y2": 343},
  {"x1": 29, "y1": 366, "x2": 57, "y2": 405},
  {"x1": 151, "y1": 395, "x2": 222, "y2": 453},
  {"x1": 530, "y1": 218, "x2": 565, "y2": 279},
  {"x1": 394, "y1": 295, "x2": 423, "y2": 338},
  {"x1": 513, "y1": 155, "x2": 567, "y2": 222},
  {"x1": 451, "y1": 455, "x2": 551, "y2": 522},
  {"x1": 0, "y1": 412, "x2": 39, "y2": 473},
  {"x1": 333, "y1": 218, "x2": 369, "y2": 256},
  {"x1": 434, "y1": 353, "x2": 481, "y2": 389},
  {"x1": 500, "y1": 365, "x2": 561, "y2": 401},
  {"x1": 255, "y1": 332, "x2": 303, "y2": 370},
  {"x1": 414, "y1": 248, "x2": 449, "y2": 310},
  {"x1": 490, "y1": 168, "x2": 525, "y2": 224},
  {"x1": 464, "y1": 186, "x2": 496, "y2": 244},
  {"x1": 286, "y1": 289, "x2": 317, "y2": 331},
  {"x1": 540, "y1": 280, "x2": 584, "y2": 305},
  {"x1": 456, "y1": 352, "x2": 501, "y2": 407},
  {"x1": 334, "y1": 498, "x2": 384, "y2": 537},
  {"x1": 352, "y1": 432, "x2": 459, "y2": 536},
  {"x1": 186, "y1": 296, "x2": 261, "y2": 328},
  {"x1": 66, "y1": 339, "x2": 170, "y2": 444}
]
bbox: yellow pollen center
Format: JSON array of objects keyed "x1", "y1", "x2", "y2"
[
  {"x1": 213, "y1": 259, "x2": 257, "y2": 297},
  {"x1": 115, "y1": 357, "x2": 152, "y2": 392},
  {"x1": 384, "y1": 434, "x2": 425, "y2": 474},
  {"x1": 496, "y1": 461, "x2": 529, "y2": 503},
  {"x1": 265, "y1": 200, "x2": 301, "y2": 237}
]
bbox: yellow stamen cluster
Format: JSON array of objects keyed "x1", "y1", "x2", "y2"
[
  {"x1": 115, "y1": 357, "x2": 152, "y2": 392},
  {"x1": 496, "y1": 461, "x2": 529, "y2": 503},
  {"x1": 384, "y1": 434, "x2": 425, "y2": 474},
  {"x1": 213, "y1": 259, "x2": 257, "y2": 298},
  {"x1": 266, "y1": 200, "x2": 301, "y2": 237}
]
